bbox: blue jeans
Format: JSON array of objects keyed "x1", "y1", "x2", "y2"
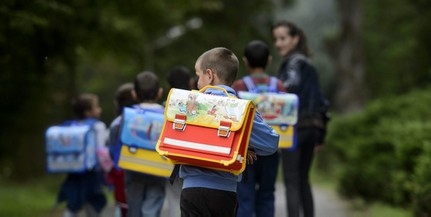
[
  {"x1": 236, "y1": 152, "x2": 279, "y2": 217},
  {"x1": 125, "y1": 171, "x2": 166, "y2": 217},
  {"x1": 281, "y1": 127, "x2": 320, "y2": 217}
]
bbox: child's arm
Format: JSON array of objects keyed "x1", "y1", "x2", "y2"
[
  {"x1": 248, "y1": 111, "x2": 279, "y2": 156},
  {"x1": 94, "y1": 121, "x2": 108, "y2": 147}
]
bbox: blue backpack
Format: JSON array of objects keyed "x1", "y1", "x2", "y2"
[
  {"x1": 45, "y1": 118, "x2": 98, "y2": 173},
  {"x1": 110, "y1": 106, "x2": 166, "y2": 169},
  {"x1": 116, "y1": 106, "x2": 173, "y2": 176},
  {"x1": 120, "y1": 106, "x2": 165, "y2": 151}
]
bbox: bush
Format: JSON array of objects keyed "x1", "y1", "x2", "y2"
[
  {"x1": 320, "y1": 86, "x2": 431, "y2": 215},
  {"x1": 412, "y1": 141, "x2": 431, "y2": 216}
]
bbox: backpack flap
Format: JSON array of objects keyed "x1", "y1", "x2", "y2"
[
  {"x1": 120, "y1": 107, "x2": 164, "y2": 151},
  {"x1": 45, "y1": 124, "x2": 95, "y2": 173},
  {"x1": 238, "y1": 91, "x2": 299, "y2": 149},
  {"x1": 118, "y1": 106, "x2": 174, "y2": 177},
  {"x1": 156, "y1": 88, "x2": 256, "y2": 174},
  {"x1": 238, "y1": 92, "x2": 298, "y2": 125}
]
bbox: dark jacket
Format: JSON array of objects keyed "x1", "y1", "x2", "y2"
[{"x1": 277, "y1": 53, "x2": 329, "y2": 143}]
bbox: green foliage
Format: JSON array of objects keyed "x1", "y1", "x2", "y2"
[
  {"x1": 412, "y1": 141, "x2": 431, "y2": 216},
  {"x1": 0, "y1": 0, "x2": 274, "y2": 180},
  {"x1": 321, "y1": 86, "x2": 431, "y2": 215},
  {"x1": 363, "y1": 0, "x2": 431, "y2": 98}
]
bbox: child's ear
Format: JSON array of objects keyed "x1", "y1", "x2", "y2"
[
  {"x1": 242, "y1": 57, "x2": 248, "y2": 65},
  {"x1": 207, "y1": 69, "x2": 217, "y2": 84},
  {"x1": 131, "y1": 90, "x2": 138, "y2": 100},
  {"x1": 157, "y1": 87, "x2": 163, "y2": 99},
  {"x1": 205, "y1": 68, "x2": 213, "y2": 80}
]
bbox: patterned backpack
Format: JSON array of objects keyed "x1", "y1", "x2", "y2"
[{"x1": 45, "y1": 118, "x2": 98, "y2": 173}]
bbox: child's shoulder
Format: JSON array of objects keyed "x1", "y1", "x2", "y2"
[{"x1": 136, "y1": 103, "x2": 164, "y2": 110}]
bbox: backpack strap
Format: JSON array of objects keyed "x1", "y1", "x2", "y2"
[
  {"x1": 169, "y1": 164, "x2": 180, "y2": 185},
  {"x1": 268, "y1": 76, "x2": 278, "y2": 93},
  {"x1": 242, "y1": 76, "x2": 258, "y2": 93},
  {"x1": 132, "y1": 105, "x2": 164, "y2": 114},
  {"x1": 61, "y1": 118, "x2": 97, "y2": 127},
  {"x1": 243, "y1": 75, "x2": 278, "y2": 93}
]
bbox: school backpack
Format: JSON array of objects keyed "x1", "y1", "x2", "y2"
[
  {"x1": 237, "y1": 76, "x2": 299, "y2": 149},
  {"x1": 117, "y1": 106, "x2": 174, "y2": 177},
  {"x1": 45, "y1": 118, "x2": 98, "y2": 173}
]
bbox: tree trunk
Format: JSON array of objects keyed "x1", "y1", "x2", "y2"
[{"x1": 327, "y1": 0, "x2": 366, "y2": 114}]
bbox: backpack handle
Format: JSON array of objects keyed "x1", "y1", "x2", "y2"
[{"x1": 198, "y1": 85, "x2": 232, "y2": 97}]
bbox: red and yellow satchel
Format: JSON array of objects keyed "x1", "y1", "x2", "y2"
[{"x1": 156, "y1": 86, "x2": 256, "y2": 175}]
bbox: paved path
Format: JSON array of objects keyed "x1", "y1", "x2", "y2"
[
  {"x1": 53, "y1": 182, "x2": 348, "y2": 217},
  {"x1": 93, "y1": 182, "x2": 349, "y2": 217},
  {"x1": 274, "y1": 182, "x2": 349, "y2": 217}
]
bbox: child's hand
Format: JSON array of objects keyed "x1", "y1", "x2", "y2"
[{"x1": 246, "y1": 151, "x2": 257, "y2": 164}]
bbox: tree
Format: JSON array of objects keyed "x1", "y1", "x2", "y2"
[
  {"x1": 0, "y1": 0, "x2": 274, "y2": 180},
  {"x1": 326, "y1": 0, "x2": 367, "y2": 113}
]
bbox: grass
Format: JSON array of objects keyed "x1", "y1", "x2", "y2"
[
  {"x1": 0, "y1": 175, "x2": 113, "y2": 217},
  {"x1": 0, "y1": 176, "x2": 63, "y2": 217}
]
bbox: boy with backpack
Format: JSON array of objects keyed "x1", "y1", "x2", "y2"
[
  {"x1": 179, "y1": 47, "x2": 279, "y2": 217},
  {"x1": 54, "y1": 93, "x2": 108, "y2": 217},
  {"x1": 118, "y1": 71, "x2": 166, "y2": 217},
  {"x1": 232, "y1": 40, "x2": 285, "y2": 217}
]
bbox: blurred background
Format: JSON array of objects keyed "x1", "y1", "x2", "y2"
[{"x1": 1, "y1": 0, "x2": 431, "y2": 216}]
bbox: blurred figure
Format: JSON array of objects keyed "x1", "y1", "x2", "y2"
[
  {"x1": 272, "y1": 20, "x2": 329, "y2": 217},
  {"x1": 164, "y1": 65, "x2": 194, "y2": 217},
  {"x1": 166, "y1": 65, "x2": 196, "y2": 91},
  {"x1": 56, "y1": 93, "x2": 108, "y2": 217},
  {"x1": 107, "y1": 82, "x2": 138, "y2": 217},
  {"x1": 232, "y1": 40, "x2": 284, "y2": 217},
  {"x1": 123, "y1": 71, "x2": 166, "y2": 217}
]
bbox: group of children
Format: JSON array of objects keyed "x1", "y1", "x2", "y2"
[{"x1": 55, "y1": 29, "x2": 325, "y2": 217}]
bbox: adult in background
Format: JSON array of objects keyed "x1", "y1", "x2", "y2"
[{"x1": 272, "y1": 20, "x2": 329, "y2": 217}]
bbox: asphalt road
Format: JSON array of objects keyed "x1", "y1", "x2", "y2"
[
  {"x1": 92, "y1": 181, "x2": 349, "y2": 217},
  {"x1": 46, "y1": 179, "x2": 348, "y2": 217}
]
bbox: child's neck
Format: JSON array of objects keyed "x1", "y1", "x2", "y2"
[
  {"x1": 140, "y1": 100, "x2": 158, "y2": 104},
  {"x1": 248, "y1": 68, "x2": 265, "y2": 74}
]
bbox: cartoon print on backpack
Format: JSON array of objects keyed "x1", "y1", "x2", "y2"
[{"x1": 45, "y1": 119, "x2": 98, "y2": 173}]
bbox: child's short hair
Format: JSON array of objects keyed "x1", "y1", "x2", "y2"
[
  {"x1": 134, "y1": 71, "x2": 160, "y2": 101},
  {"x1": 198, "y1": 47, "x2": 239, "y2": 86},
  {"x1": 166, "y1": 66, "x2": 192, "y2": 90},
  {"x1": 244, "y1": 40, "x2": 270, "y2": 68},
  {"x1": 72, "y1": 93, "x2": 98, "y2": 119},
  {"x1": 115, "y1": 82, "x2": 136, "y2": 115}
]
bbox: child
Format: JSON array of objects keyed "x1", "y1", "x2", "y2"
[
  {"x1": 179, "y1": 47, "x2": 280, "y2": 217},
  {"x1": 166, "y1": 65, "x2": 195, "y2": 91},
  {"x1": 122, "y1": 71, "x2": 166, "y2": 217},
  {"x1": 232, "y1": 40, "x2": 285, "y2": 217},
  {"x1": 107, "y1": 82, "x2": 137, "y2": 217},
  {"x1": 56, "y1": 93, "x2": 108, "y2": 217},
  {"x1": 165, "y1": 66, "x2": 194, "y2": 217}
]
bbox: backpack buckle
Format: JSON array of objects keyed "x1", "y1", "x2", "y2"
[
  {"x1": 218, "y1": 120, "x2": 231, "y2": 137},
  {"x1": 173, "y1": 114, "x2": 186, "y2": 131}
]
